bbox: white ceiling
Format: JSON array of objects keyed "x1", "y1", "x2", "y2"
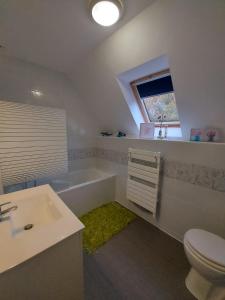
[{"x1": 0, "y1": 0, "x2": 152, "y2": 73}]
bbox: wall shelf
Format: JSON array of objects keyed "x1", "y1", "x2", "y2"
[{"x1": 97, "y1": 136, "x2": 225, "y2": 146}]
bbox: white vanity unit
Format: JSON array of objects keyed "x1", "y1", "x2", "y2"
[{"x1": 0, "y1": 185, "x2": 84, "y2": 300}]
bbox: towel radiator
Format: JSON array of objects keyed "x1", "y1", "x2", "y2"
[{"x1": 126, "y1": 148, "x2": 161, "y2": 217}]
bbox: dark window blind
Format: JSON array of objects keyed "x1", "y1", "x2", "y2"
[{"x1": 136, "y1": 75, "x2": 174, "y2": 98}]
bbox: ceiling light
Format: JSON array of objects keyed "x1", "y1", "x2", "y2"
[
  {"x1": 90, "y1": 0, "x2": 124, "y2": 27},
  {"x1": 31, "y1": 90, "x2": 43, "y2": 97}
]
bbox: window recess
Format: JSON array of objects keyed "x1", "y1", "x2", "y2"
[{"x1": 130, "y1": 69, "x2": 180, "y2": 128}]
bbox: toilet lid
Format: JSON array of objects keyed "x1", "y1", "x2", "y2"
[{"x1": 184, "y1": 229, "x2": 225, "y2": 268}]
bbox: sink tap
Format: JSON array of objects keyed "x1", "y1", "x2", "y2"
[{"x1": 0, "y1": 202, "x2": 18, "y2": 220}]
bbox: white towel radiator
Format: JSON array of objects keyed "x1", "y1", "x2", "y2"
[{"x1": 126, "y1": 148, "x2": 161, "y2": 217}]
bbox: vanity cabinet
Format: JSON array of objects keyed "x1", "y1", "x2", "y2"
[{"x1": 0, "y1": 231, "x2": 84, "y2": 300}]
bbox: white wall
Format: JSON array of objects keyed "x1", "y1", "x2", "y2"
[
  {"x1": 70, "y1": 0, "x2": 225, "y2": 140},
  {"x1": 0, "y1": 55, "x2": 98, "y2": 150},
  {"x1": 96, "y1": 137, "x2": 225, "y2": 241}
]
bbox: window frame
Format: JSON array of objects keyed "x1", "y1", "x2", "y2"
[{"x1": 130, "y1": 69, "x2": 180, "y2": 128}]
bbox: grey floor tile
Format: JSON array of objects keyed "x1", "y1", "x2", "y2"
[{"x1": 84, "y1": 218, "x2": 195, "y2": 300}]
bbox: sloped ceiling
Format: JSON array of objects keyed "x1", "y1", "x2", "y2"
[
  {"x1": 0, "y1": 0, "x2": 152, "y2": 73},
  {"x1": 70, "y1": 0, "x2": 225, "y2": 139},
  {"x1": 1, "y1": 0, "x2": 225, "y2": 140}
]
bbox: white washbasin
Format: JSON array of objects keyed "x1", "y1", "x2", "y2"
[
  {"x1": 10, "y1": 193, "x2": 62, "y2": 237},
  {"x1": 0, "y1": 185, "x2": 84, "y2": 274}
]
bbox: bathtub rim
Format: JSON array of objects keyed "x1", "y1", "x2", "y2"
[{"x1": 57, "y1": 171, "x2": 116, "y2": 194}]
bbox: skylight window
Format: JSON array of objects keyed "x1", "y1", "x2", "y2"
[
  {"x1": 142, "y1": 92, "x2": 179, "y2": 123},
  {"x1": 130, "y1": 69, "x2": 182, "y2": 139}
]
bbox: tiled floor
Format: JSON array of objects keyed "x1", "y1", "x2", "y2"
[{"x1": 84, "y1": 218, "x2": 195, "y2": 300}]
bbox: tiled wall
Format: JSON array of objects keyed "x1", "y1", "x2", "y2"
[
  {"x1": 68, "y1": 148, "x2": 96, "y2": 161},
  {"x1": 4, "y1": 148, "x2": 96, "y2": 193},
  {"x1": 163, "y1": 160, "x2": 225, "y2": 193},
  {"x1": 95, "y1": 138, "x2": 225, "y2": 241},
  {"x1": 95, "y1": 148, "x2": 128, "y2": 165},
  {"x1": 3, "y1": 143, "x2": 225, "y2": 242},
  {"x1": 92, "y1": 148, "x2": 225, "y2": 193},
  {"x1": 4, "y1": 146, "x2": 225, "y2": 194}
]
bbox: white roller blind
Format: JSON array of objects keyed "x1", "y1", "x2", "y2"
[{"x1": 0, "y1": 100, "x2": 68, "y2": 186}]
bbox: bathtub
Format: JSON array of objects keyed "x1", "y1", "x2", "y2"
[{"x1": 50, "y1": 169, "x2": 116, "y2": 216}]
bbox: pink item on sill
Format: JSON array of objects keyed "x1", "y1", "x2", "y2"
[{"x1": 139, "y1": 123, "x2": 155, "y2": 139}]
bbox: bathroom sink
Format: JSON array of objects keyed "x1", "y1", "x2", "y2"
[
  {"x1": 10, "y1": 192, "x2": 62, "y2": 237},
  {"x1": 0, "y1": 185, "x2": 84, "y2": 274}
]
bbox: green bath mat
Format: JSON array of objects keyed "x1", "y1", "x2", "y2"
[{"x1": 80, "y1": 202, "x2": 137, "y2": 253}]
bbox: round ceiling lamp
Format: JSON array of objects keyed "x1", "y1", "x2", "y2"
[{"x1": 90, "y1": 0, "x2": 124, "y2": 27}]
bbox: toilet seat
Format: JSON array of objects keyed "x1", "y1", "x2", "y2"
[
  {"x1": 184, "y1": 229, "x2": 225, "y2": 271},
  {"x1": 185, "y1": 239, "x2": 225, "y2": 273}
]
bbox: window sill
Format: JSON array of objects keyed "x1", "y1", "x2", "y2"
[
  {"x1": 97, "y1": 135, "x2": 225, "y2": 145},
  {"x1": 98, "y1": 135, "x2": 183, "y2": 142}
]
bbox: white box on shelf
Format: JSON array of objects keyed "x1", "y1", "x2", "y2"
[{"x1": 139, "y1": 123, "x2": 155, "y2": 139}]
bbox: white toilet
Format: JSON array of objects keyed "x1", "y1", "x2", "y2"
[{"x1": 184, "y1": 229, "x2": 225, "y2": 300}]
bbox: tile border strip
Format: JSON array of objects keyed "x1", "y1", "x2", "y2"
[
  {"x1": 4, "y1": 148, "x2": 225, "y2": 193},
  {"x1": 94, "y1": 148, "x2": 225, "y2": 193},
  {"x1": 68, "y1": 148, "x2": 96, "y2": 161}
]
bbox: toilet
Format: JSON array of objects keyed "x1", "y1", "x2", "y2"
[{"x1": 184, "y1": 229, "x2": 225, "y2": 300}]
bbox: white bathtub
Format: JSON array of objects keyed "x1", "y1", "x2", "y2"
[{"x1": 51, "y1": 169, "x2": 116, "y2": 216}]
